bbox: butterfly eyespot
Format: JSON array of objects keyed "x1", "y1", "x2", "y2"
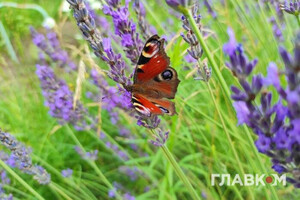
[{"x1": 162, "y1": 70, "x2": 173, "y2": 80}]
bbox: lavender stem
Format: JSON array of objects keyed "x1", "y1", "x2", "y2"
[
  {"x1": 0, "y1": 160, "x2": 45, "y2": 200},
  {"x1": 150, "y1": 129, "x2": 201, "y2": 200},
  {"x1": 64, "y1": 125, "x2": 123, "y2": 200}
]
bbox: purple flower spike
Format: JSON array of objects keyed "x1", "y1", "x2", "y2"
[
  {"x1": 150, "y1": 129, "x2": 170, "y2": 147},
  {"x1": 85, "y1": 2, "x2": 111, "y2": 35},
  {"x1": 104, "y1": 0, "x2": 144, "y2": 64},
  {"x1": 30, "y1": 27, "x2": 77, "y2": 71},
  {"x1": 268, "y1": 17, "x2": 284, "y2": 41},
  {"x1": 273, "y1": 127, "x2": 289, "y2": 149},
  {"x1": 233, "y1": 101, "x2": 250, "y2": 125},
  {"x1": 165, "y1": 0, "x2": 191, "y2": 10},
  {"x1": 223, "y1": 27, "x2": 238, "y2": 56},
  {"x1": 0, "y1": 129, "x2": 51, "y2": 185},
  {"x1": 0, "y1": 168, "x2": 13, "y2": 199},
  {"x1": 36, "y1": 64, "x2": 94, "y2": 130},
  {"x1": 133, "y1": 0, "x2": 156, "y2": 40},
  {"x1": 61, "y1": 168, "x2": 73, "y2": 178},
  {"x1": 118, "y1": 166, "x2": 143, "y2": 181},
  {"x1": 204, "y1": 0, "x2": 217, "y2": 18},
  {"x1": 106, "y1": 0, "x2": 121, "y2": 8},
  {"x1": 280, "y1": 0, "x2": 300, "y2": 16},
  {"x1": 265, "y1": 63, "x2": 280, "y2": 88},
  {"x1": 180, "y1": 4, "x2": 211, "y2": 82},
  {"x1": 123, "y1": 193, "x2": 135, "y2": 200},
  {"x1": 255, "y1": 133, "x2": 271, "y2": 153},
  {"x1": 165, "y1": 0, "x2": 182, "y2": 7},
  {"x1": 108, "y1": 188, "x2": 116, "y2": 198},
  {"x1": 225, "y1": 29, "x2": 300, "y2": 188},
  {"x1": 74, "y1": 146, "x2": 98, "y2": 161},
  {"x1": 181, "y1": 8, "x2": 203, "y2": 60},
  {"x1": 67, "y1": 0, "x2": 131, "y2": 85},
  {"x1": 272, "y1": 164, "x2": 287, "y2": 173}
]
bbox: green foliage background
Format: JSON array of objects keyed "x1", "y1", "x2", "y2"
[{"x1": 0, "y1": 0, "x2": 299, "y2": 199}]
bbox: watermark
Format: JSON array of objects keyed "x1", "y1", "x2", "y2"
[{"x1": 211, "y1": 174, "x2": 286, "y2": 186}]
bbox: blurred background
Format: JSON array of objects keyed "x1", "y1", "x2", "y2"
[{"x1": 0, "y1": 0, "x2": 300, "y2": 199}]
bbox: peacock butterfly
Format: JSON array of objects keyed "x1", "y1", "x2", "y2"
[{"x1": 123, "y1": 35, "x2": 180, "y2": 116}]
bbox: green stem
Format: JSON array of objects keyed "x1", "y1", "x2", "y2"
[
  {"x1": 205, "y1": 81, "x2": 254, "y2": 200},
  {"x1": 0, "y1": 160, "x2": 45, "y2": 200},
  {"x1": 0, "y1": 21, "x2": 19, "y2": 63},
  {"x1": 296, "y1": 14, "x2": 300, "y2": 27},
  {"x1": 49, "y1": 183, "x2": 73, "y2": 200},
  {"x1": 141, "y1": 0, "x2": 169, "y2": 35},
  {"x1": 32, "y1": 154, "x2": 95, "y2": 200},
  {"x1": 0, "y1": 2, "x2": 50, "y2": 18},
  {"x1": 183, "y1": 9, "x2": 231, "y2": 102},
  {"x1": 242, "y1": 126, "x2": 279, "y2": 200},
  {"x1": 183, "y1": 8, "x2": 278, "y2": 200},
  {"x1": 158, "y1": 142, "x2": 201, "y2": 200},
  {"x1": 64, "y1": 125, "x2": 123, "y2": 200}
]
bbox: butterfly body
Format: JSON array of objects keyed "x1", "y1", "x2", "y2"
[{"x1": 123, "y1": 35, "x2": 180, "y2": 117}]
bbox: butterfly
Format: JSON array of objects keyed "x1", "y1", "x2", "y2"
[{"x1": 123, "y1": 35, "x2": 180, "y2": 117}]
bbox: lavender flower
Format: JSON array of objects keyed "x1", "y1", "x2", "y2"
[
  {"x1": 184, "y1": 53, "x2": 197, "y2": 63},
  {"x1": 85, "y1": 1, "x2": 110, "y2": 34},
  {"x1": 204, "y1": 0, "x2": 217, "y2": 18},
  {"x1": 255, "y1": 133, "x2": 272, "y2": 153},
  {"x1": 105, "y1": 142, "x2": 129, "y2": 161},
  {"x1": 278, "y1": 33, "x2": 300, "y2": 116},
  {"x1": 133, "y1": 0, "x2": 157, "y2": 40},
  {"x1": 61, "y1": 168, "x2": 73, "y2": 178},
  {"x1": 180, "y1": 4, "x2": 211, "y2": 82},
  {"x1": 0, "y1": 129, "x2": 51, "y2": 184},
  {"x1": 223, "y1": 28, "x2": 258, "y2": 81},
  {"x1": 67, "y1": 0, "x2": 165, "y2": 130},
  {"x1": 74, "y1": 146, "x2": 98, "y2": 161},
  {"x1": 136, "y1": 115, "x2": 161, "y2": 129},
  {"x1": 181, "y1": 7, "x2": 203, "y2": 60},
  {"x1": 36, "y1": 64, "x2": 93, "y2": 130},
  {"x1": 108, "y1": 187, "x2": 116, "y2": 198},
  {"x1": 280, "y1": 0, "x2": 300, "y2": 16},
  {"x1": 194, "y1": 62, "x2": 212, "y2": 82},
  {"x1": 165, "y1": 0, "x2": 192, "y2": 11},
  {"x1": 0, "y1": 170, "x2": 12, "y2": 200},
  {"x1": 261, "y1": 0, "x2": 284, "y2": 21},
  {"x1": 31, "y1": 165, "x2": 51, "y2": 185},
  {"x1": 67, "y1": 0, "x2": 131, "y2": 86},
  {"x1": 223, "y1": 29, "x2": 300, "y2": 188},
  {"x1": 0, "y1": 192, "x2": 13, "y2": 200},
  {"x1": 123, "y1": 193, "x2": 135, "y2": 200},
  {"x1": 118, "y1": 166, "x2": 142, "y2": 181},
  {"x1": 30, "y1": 27, "x2": 77, "y2": 71},
  {"x1": 88, "y1": 68, "x2": 133, "y2": 127},
  {"x1": 0, "y1": 171, "x2": 10, "y2": 185},
  {"x1": 149, "y1": 129, "x2": 170, "y2": 147},
  {"x1": 106, "y1": 0, "x2": 121, "y2": 8},
  {"x1": 269, "y1": 16, "x2": 284, "y2": 41},
  {"x1": 103, "y1": 0, "x2": 144, "y2": 64},
  {"x1": 108, "y1": 182, "x2": 135, "y2": 199},
  {"x1": 89, "y1": 69, "x2": 132, "y2": 112}
]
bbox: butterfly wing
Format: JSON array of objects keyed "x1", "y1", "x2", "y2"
[
  {"x1": 133, "y1": 35, "x2": 180, "y2": 99},
  {"x1": 131, "y1": 35, "x2": 180, "y2": 116},
  {"x1": 132, "y1": 94, "x2": 176, "y2": 116},
  {"x1": 134, "y1": 35, "x2": 169, "y2": 83}
]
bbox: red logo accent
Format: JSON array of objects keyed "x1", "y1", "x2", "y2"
[{"x1": 266, "y1": 176, "x2": 273, "y2": 183}]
